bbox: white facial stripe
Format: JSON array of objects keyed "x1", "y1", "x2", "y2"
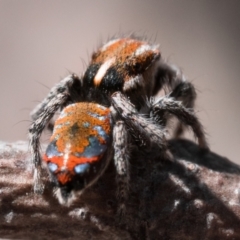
[
  {"x1": 62, "y1": 143, "x2": 71, "y2": 170},
  {"x1": 94, "y1": 57, "x2": 116, "y2": 86}
]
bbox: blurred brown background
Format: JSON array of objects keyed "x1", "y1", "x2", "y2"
[{"x1": 0, "y1": 0, "x2": 239, "y2": 163}]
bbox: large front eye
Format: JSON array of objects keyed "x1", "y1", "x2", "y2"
[
  {"x1": 48, "y1": 162, "x2": 58, "y2": 172},
  {"x1": 74, "y1": 163, "x2": 90, "y2": 175}
]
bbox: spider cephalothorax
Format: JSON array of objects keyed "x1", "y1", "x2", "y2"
[{"x1": 29, "y1": 37, "x2": 208, "y2": 212}]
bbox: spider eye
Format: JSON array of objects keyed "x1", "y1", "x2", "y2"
[
  {"x1": 74, "y1": 163, "x2": 90, "y2": 175},
  {"x1": 48, "y1": 162, "x2": 58, "y2": 172}
]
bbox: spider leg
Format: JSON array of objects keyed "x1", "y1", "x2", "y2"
[
  {"x1": 111, "y1": 92, "x2": 170, "y2": 226},
  {"x1": 153, "y1": 59, "x2": 186, "y2": 95},
  {"x1": 169, "y1": 81, "x2": 196, "y2": 108},
  {"x1": 168, "y1": 81, "x2": 197, "y2": 138},
  {"x1": 29, "y1": 74, "x2": 82, "y2": 193},
  {"x1": 152, "y1": 96, "x2": 209, "y2": 149},
  {"x1": 111, "y1": 92, "x2": 168, "y2": 154},
  {"x1": 153, "y1": 60, "x2": 202, "y2": 140},
  {"x1": 113, "y1": 120, "x2": 130, "y2": 222}
]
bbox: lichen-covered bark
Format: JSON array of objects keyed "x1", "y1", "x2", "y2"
[{"x1": 0, "y1": 140, "x2": 240, "y2": 239}]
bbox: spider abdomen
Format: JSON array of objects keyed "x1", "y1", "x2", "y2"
[{"x1": 43, "y1": 102, "x2": 113, "y2": 204}]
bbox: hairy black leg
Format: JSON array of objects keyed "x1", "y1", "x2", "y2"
[
  {"x1": 113, "y1": 121, "x2": 130, "y2": 222},
  {"x1": 169, "y1": 81, "x2": 197, "y2": 137},
  {"x1": 169, "y1": 81, "x2": 196, "y2": 107},
  {"x1": 29, "y1": 75, "x2": 81, "y2": 193},
  {"x1": 152, "y1": 96, "x2": 208, "y2": 149},
  {"x1": 111, "y1": 92, "x2": 168, "y2": 153},
  {"x1": 153, "y1": 59, "x2": 186, "y2": 95},
  {"x1": 153, "y1": 60, "x2": 203, "y2": 141}
]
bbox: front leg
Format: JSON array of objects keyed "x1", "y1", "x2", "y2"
[{"x1": 111, "y1": 92, "x2": 168, "y2": 153}]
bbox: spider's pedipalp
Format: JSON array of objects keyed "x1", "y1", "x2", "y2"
[
  {"x1": 111, "y1": 92, "x2": 167, "y2": 152},
  {"x1": 113, "y1": 121, "x2": 130, "y2": 221},
  {"x1": 152, "y1": 96, "x2": 209, "y2": 150}
]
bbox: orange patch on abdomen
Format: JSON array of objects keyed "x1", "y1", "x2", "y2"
[{"x1": 50, "y1": 102, "x2": 111, "y2": 160}]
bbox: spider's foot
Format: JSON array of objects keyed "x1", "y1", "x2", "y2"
[{"x1": 33, "y1": 168, "x2": 45, "y2": 194}]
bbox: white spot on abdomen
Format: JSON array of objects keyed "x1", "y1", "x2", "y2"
[{"x1": 62, "y1": 143, "x2": 71, "y2": 170}]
